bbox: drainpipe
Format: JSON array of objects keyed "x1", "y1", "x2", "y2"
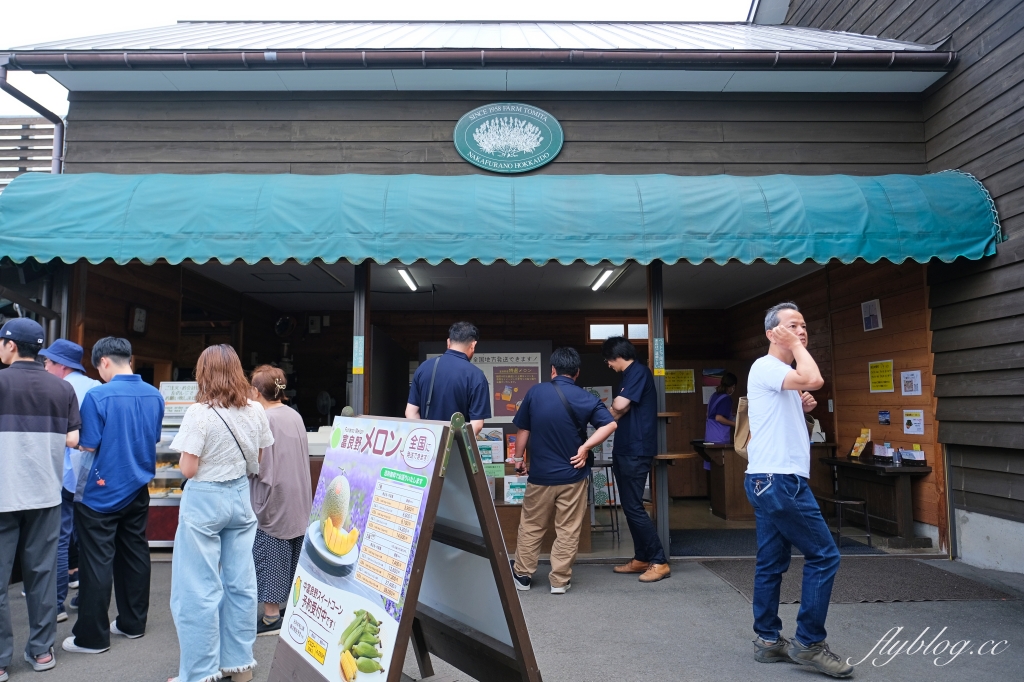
[{"x1": 0, "y1": 63, "x2": 64, "y2": 174}]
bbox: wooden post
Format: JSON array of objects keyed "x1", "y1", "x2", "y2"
[
  {"x1": 351, "y1": 263, "x2": 370, "y2": 414},
  {"x1": 647, "y1": 261, "x2": 670, "y2": 553}
]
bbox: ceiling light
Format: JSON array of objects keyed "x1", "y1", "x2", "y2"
[
  {"x1": 397, "y1": 267, "x2": 418, "y2": 291},
  {"x1": 591, "y1": 268, "x2": 614, "y2": 291}
]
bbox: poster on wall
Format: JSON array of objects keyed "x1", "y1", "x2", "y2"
[
  {"x1": 903, "y1": 410, "x2": 925, "y2": 435},
  {"x1": 428, "y1": 352, "x2": 542, "y2": 423},
  {"x1": 868, "y1": 360, "x2": 895, "y2": 393},
  {"x1": 862, "y1": 299, "x2": 883, "y2": 331},
  {"x1": 901, "y1": 370, "x2": 923, "y2": 396},
  {"x1": 664, "y1": 370, "x2": 695, "y2": 393},
  {"x1": 276, "y1": 417, "x2": 443, "y2": 682}
]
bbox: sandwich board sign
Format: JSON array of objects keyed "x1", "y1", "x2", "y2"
[{"x1": 268, "y1": 413, "x2": 541, "y2": 682}]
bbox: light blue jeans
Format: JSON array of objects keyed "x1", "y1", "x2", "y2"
[{"x1": 170, "y1": 476, "x2": 258, "y2": 682}]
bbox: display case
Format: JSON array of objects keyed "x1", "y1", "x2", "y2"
[{"x1": 147, "y1": 427, "x2": 184, "y2": 547}]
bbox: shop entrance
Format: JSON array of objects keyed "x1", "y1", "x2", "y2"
[{"x1": 46, "y1": 254, "x2": 946, "y2": 558}]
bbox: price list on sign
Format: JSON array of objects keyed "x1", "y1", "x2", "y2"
[{"x1": 355, "y1": 475, "x2": 425, "y2": 602}]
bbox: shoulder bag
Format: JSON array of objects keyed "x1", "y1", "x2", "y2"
[
  {"x1": 212, "y1": 406, "x2": 259, "y2": 476},
  {"x1": 551, "y1": 381, "x2": 594, "y2": 468}
]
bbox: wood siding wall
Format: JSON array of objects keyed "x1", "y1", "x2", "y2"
[
  {"x1": 929, "y1": 241, "x2": 1024, "y2": 522},
  {"x1": 787, "y1": 0, "x2": 1024, "y2": 528},
  {"x1": 727, "y1": 260, "x2": 946, "y2": 539},
  {"x1": 785, "y1": 0, "x2": 1024, "y2": 239},
  {"x1": 63, "y1": 91, "x2": 925, "y2": 177}
]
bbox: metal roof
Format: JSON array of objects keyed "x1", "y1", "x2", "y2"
[{"x1": 15, "y1": 21, "x2": 937, "y2": 52}]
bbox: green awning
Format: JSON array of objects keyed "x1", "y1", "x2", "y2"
[{"x1": 0, "y1": 171, "x2": 1000, "y2": 266}]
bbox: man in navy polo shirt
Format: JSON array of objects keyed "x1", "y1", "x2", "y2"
[
  {"x1": 603, "y1": 337, "x2": 670, "y2": 583},
  {"x1": 406, "y1": 321, "x2": 491, "y2": 435},
  {"x1": 63, "y1": 337, "x2": 164, "y2": 656},
  {"x1": 509, "y1": 348, "x2": 616, "y2": 594}
]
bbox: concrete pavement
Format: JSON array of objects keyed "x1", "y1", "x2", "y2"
[{"x1": 3, "y1": 557, "x2": 1020, "y2": 682}]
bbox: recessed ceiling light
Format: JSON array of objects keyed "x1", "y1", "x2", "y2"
[
  {"x1": 591, "y1": 268, "x2": 614, "y2": 291},
  {"x1": 397, "y1": 267, "x2": 418, "y2": 291}
]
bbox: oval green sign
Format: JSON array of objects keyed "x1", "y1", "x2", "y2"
[{"x1": 453, "y1": 103, "x2": 563, "y2": 174}]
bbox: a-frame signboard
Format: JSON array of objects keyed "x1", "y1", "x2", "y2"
[{"x1": 268, "y1": 413, "x2": 542, "y2": 682}]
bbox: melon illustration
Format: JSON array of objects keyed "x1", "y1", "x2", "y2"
[{"x1": 321, "y1": 474, "x2": 351, "y2": 530}]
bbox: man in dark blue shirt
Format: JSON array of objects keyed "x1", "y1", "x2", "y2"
[
  {"x1": 603, "y1": 337, "x2": 670, "y2": 583},
  {"x1": 509, "y1": 348, "x2": 615, "y2": 594},
  {"x1": 406, "y1": 321, "x2": 491, "y2": 435},
  {"x1": 63, "y1": 337, "x2": 164, "y2": 655}
]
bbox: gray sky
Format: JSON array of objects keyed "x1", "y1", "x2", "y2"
[{"x1": 1, "y1": 0, "x2": 752, "y2": 116}]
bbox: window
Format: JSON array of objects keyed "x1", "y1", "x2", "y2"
[
  {"x1": 586, "y1": 318, "x2": 667, "y2": 344},
  {"x1": 588, "y1": 323, "x2": 625, "y2": 341}
]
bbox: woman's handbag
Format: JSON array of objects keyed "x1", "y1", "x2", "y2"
[{"x1": 733, "y1": 397, "x2": 751, "y2": 460}]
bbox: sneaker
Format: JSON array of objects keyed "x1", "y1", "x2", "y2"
[
  {"x1": 754, "y1": 635, "x2": 795, "y2": 663},
  {"x1": 257, "y1": 616, "x2": 283, "y2": 636},
  {"x1": 24, "y1": 648, "x2": 56, "y2": 672},
  {"x1": 788, "y1": 639, "x2": 854, "y2": 678},
  {"x1": 68, "y1": 595, "x2": 79, "y2": 611},
  {"x1": 1, "y1": 665, "x2": 8, "y2": 681},
  {"x1": 509, "y1": 560, "x2": 531, "y2": 591},
  {"x1": 62, "y1": 636, "x2": 109, "y2": 654},
  {"x1": 68, "y1": 570, "x2": 80, "y2": 589},
  {"x1": 550, "y1": 582, "x2": 571, "y2": 595},
  {"x1": 57, "y1": 609, "x2": 68, "y2": 623},
  {"x1": 111, "y1": 619, "x2": 143, "y2": 639}
]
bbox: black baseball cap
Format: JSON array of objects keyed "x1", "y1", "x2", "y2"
[{"x1": 0, "y1": 318, "x2": 46, "y2": 345}]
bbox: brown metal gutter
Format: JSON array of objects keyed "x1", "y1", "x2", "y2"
[
  {"x1": 5, "y1": 49, "x2": 957, "y2": 72},
  {"x1": 0, "y1": 64, "x2": 63, "y2": 174}
]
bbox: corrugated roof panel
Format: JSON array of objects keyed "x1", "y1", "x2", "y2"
[{"x1": 13, "y1": 21, "x2": 938, "y2": 52}]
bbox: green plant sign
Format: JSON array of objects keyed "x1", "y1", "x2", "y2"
[{"x1": 453, "y1": 103, "x2": 563, "y2": 173}]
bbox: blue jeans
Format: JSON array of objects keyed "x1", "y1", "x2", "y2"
[
  {"x1": 56, "y1": 488, "x2": 76, "y2": 612},
  {"x1": 171, "y1": 477, "x2": 258, "y2": 682},
  {"x1": 744, "y1": 473, "x2": 840, "y2": 646},
  {"x1": 613, "y1": 454, "x2": 666, "y2": 564}
]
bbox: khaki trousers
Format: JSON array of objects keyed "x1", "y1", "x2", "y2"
[{"x1": 513, "y1": 478, "x2": 589, "y2": 588}]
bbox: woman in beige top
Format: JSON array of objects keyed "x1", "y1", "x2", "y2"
[{"x1": 248, "y1": 365, "x2": 312, "y2": 636}]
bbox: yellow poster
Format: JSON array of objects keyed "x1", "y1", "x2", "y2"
[
  {"x1": 665, "y1": 369, "x2": 695, "y2": 394},
  {"x1": 868, "y1": 360, "x2": 894, "y2": 393}
]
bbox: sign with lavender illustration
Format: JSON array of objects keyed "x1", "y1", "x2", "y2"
[
  {"x1": 277, "y1": 416, "x2": 444, "y2": 682},
  {"x1": 453, "y1": 103, "x2": 564, "y2": 173}
]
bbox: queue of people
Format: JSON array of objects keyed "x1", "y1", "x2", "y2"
[
  {"x1": 0, "y1": 330, "x2": 311, "y2": 682},
  {"x1": 2, "y1": 308, "x2": 848, "y2": 681}
]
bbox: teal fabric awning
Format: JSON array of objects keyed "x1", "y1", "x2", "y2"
[{"x1": 0, "y1": 171, "x2": 1001, "y2": 266}]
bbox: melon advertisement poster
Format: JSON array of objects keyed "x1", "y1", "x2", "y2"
[{"x1": 282, "y1": 416, "x2": 444, "y2": 682}]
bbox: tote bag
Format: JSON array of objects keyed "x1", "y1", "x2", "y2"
[{"x1": 733, "y1": 396, "x2": 751, "y2": 460}]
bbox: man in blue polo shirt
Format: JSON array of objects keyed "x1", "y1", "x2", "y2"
[
  {"x1": 603, "y1": 337, "x2": 670, "y2": 583},
  {"x1": 406, "y1": 321, "x2": 491, "y2": 434},
  {"x1": 509, "y1": 348, "x2": 616, "y2": 594},
  {"x1": 63, "y1": 337, "x2": 164, "y2": 656}
]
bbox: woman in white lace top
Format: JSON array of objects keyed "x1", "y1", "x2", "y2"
[{"x1": 167, "y1": 345, "x2": 273, "y2": 682}]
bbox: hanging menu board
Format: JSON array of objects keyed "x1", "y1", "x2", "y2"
[
  {"x1": 427, "y1": 352, "x2": 543, "y2": 423},
  {"x1": 269, "y1": 414, "x2": 541, "y2": 682}
]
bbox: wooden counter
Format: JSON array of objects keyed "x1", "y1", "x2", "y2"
[{"x1": 692, "y1": 442, "x2": 837, "y2": 521}]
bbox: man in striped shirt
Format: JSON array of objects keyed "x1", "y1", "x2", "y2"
[{"x1": 0, "y1": 319, "x2": 81, "y2": 676}]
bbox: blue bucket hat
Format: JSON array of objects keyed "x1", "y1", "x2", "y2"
[{"x1": 37, "y1": 338, "x2": 86, "y2": 373}]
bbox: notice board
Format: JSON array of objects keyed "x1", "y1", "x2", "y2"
[{"x1": 269, "y1": 413, "x2": 541, "y2": 682}]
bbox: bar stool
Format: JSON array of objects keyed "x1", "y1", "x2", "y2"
[
  {"x1": 589, "y1": 460, "x2": 620, "y2": 541},
  {"x1": 813, "y1": 493, "x2": 872, "y2": 549}
]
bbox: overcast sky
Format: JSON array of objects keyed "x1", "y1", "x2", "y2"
[{"x1": 1, "y1": 0, "x2": 753, "y2": 116}]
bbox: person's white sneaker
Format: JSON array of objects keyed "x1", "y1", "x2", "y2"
[
  {"x1": 111, "y1": 620, "x2": 143, "y2": 639},
  {"x1": 57, "y1": 610, "x2": 68, "y2": 623},
  {"x1": 62, "y1": 636, "x2": 109, "y2": 654},
  {"x1": 550, "y1": 582, "x2": 571, "y2": 594}
]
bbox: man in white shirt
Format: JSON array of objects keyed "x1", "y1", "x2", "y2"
[{"x1": 744, "y1": 302, "x2": 852, "y2": 678}]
